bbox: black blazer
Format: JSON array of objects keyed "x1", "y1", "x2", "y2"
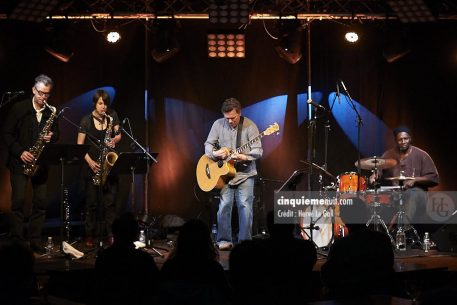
[{"x1": 2, "y1": 97, "x2": 59, "y2": 173}]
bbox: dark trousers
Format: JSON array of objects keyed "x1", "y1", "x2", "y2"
[
  {"x1": 85, "y1": 176, "x2": 118, "y2": 238},
  {"x1": 9, "y1": 172, "x2": 48, "y2": 243}
]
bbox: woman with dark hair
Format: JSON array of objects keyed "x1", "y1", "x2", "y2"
[
  {"x1": 77, "y1": 89, "x2": 122, "y2": 248},
  {"x1": 159, "y1": 219, "x2": 231, "y2": 305}
]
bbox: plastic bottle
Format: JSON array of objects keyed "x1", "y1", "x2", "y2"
[
  {"x1": 46, "y1": 236, "x2": 54, "y2": 258},
  {"x1": 139, "y1": 230, "x2": 146, "y2": 243},
  {"x1": 423, "y1": 232, "x2": 431, "y2": 253},
  {"x1": 211, "y1": 224, "x2": 218, "y2": 243},
  {"x1": 396, "y1": 228, "x2": 406, "y2": 251}
]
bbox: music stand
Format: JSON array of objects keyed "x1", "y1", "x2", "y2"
[
  {"x1": 112, "y1": 152, "x2": 163, "y2": 256},
  {"x1": 37, "y1": 144, "x2": 90, "y2": 255},
  {"x1": 113, "y1": 152, "x2": 159, "y2": 210}
]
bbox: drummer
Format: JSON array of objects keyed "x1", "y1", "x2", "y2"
[{"x1": 371, "y1": 126, "x2": 439, "y2": 230}]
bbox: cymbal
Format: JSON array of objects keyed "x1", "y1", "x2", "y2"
[
  {"x1": 299, "y1": 160, "x2": 335, "y2": 180},
  {"x1": 385, "y1": 176, "x2": 416, "y2": 181},
  {"x1": 355, "y1": 157, "x2": 397, "y2": 170}
]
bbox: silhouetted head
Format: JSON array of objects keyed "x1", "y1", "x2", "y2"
[
  {"x1": 339, "y1": 197, "x2": 369, "y2": 233},
  {"x1": 266, "y1": 210, "x2": 295, "y2": 239},
  {"x1": 171, "y1": 219, "x2": 217, "y2": 261},
  {"x1": 112, "y1": 212, "x2": 139, "y2": 245}
]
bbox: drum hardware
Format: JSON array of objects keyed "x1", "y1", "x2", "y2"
[
  {"x1": 355, "y1": 156, "x2": 397, "y2": 171},
  {"x1": 299, "y1": 203, "x2": 335, "y2": 249},
  {"x1": 299, "y1": 160, "x2": 335, "y2": 180},
  {"x1": 365, "y1": 187, "x2": 395, "y2": 245},
  {"x1": 361, "y1": 160, "x2": 395, "y2": 245},
  {"x1": 296, "y1": 160, "x2": 338, "y2": 249},
  {"x1": 386, "y1": 174, "x2": 422, "y2": 247}
]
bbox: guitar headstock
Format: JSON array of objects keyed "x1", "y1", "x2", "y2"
[{"x1": 263, "y1": 122, "x2": 280, "y2": 136}]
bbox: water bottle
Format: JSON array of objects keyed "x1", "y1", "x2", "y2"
[
  {"x1": 423, "y1": 232, "x2": 431, "y2": 253},
  {"x1": 139, "y1": 230, "x2": 146, "y2": 243},
  {"x1": 396, "y1": 228, "x2": 406, "y2": 251},
  {"x1": 46, "y1": 236, "x2": 54, "y2": 258},
  {"x1": 211, "y1": 224, "x2": 218, "y2": 243}
]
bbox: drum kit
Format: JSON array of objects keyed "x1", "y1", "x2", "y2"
[{"x1": 299, "y1": 156, "x2": 419, "y2": 248}]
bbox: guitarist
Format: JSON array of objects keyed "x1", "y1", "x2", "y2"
[{"x1": 204, "y1": 98, "x2": 263, "y2": 250}]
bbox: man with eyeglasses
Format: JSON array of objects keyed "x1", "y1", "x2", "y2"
[{"x1": 2, "y1": 74, "x2": 59, "y2": 254}]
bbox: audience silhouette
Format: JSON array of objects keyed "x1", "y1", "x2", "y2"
[
  {"x1": 321, "y1": 198, "x2": 397, "y2": 299},
  {"x1": 158, "y1": 218, "x2": 231, "y2": 305},
  {"x1": 0, "y1": 240, "x2": 37, "y2": 305},
  {"x1": 94, "y1": 212, "x2": 159, "y2": 305},
  {"x1": 229, "y1": 211, "x2": 317, "y2": 305}
]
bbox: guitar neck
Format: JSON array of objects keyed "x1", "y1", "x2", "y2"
[{"x1": 235, "y1": 131, "x2": 265, "y2": 154}]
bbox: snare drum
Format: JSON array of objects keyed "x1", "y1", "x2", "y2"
[
  {"x1": 364, "y1": 189, "x2": 394, "y2": 205},
  {"x1": 337, "y1": 172, "x2": 367, "y2": 194}
]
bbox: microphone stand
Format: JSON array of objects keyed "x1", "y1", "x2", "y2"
[
  {"x1": 119, "y1": 124, "x2": 158, "y2": 164},
  {"x1": 339, "y1": 81, "x2": 363, "y2": 193},
  {"x1": 118, "y1": 123, "x2": 163, "y2": 257}
]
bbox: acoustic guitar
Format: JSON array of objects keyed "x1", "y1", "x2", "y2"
[{"x1": 196, "y1": 122, "x2": 279, "y2": 192}]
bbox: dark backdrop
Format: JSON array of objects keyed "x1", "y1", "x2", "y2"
[{"x1": 1, "y1": 19, "x2": 456, "y2": 225}]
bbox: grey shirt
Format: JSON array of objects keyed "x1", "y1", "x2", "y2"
[{"x1": 204, "y1": 116, "x2": 263, "y2": 185}]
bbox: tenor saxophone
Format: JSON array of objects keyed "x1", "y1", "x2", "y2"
[
  {"x1": 24, "y1": 101, "x2": 57, "y2": 176},
  {"x1": 92, "y1": 113, "x2": 118, "y2": 186}
]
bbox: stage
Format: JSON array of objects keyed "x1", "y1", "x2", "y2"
[{"x1": 30, "y1": 237, "x2": 457, "y2": 304}]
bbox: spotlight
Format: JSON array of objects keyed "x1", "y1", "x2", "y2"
[
  {"x1": 207, "y1": 30, "x2": 245, "y2": 58},
  {"x1": 387, "y1": 0, "x2": 435, "y2": 23},
  {"x1": 9, "y1": 0, "x2": 60, "y2": 23},
  {"x1": 44, "y1": 25, "x2": 74, "y2": 63},
  {"x1": 106, "y1": 30, "x2": 121, "y2": 43},
  {"x1": 345, "y1": 31, "x2": 359, "y2": 43},
  {"x1": 208, "y1": 0, "x2": 250, "y2": 25},
  {"x1": 274, "y1": 19, "x2": 303, "y2": 64},
  {"x1": 382, "y1": 28, "x2": 411, "y2": 63},
  {"x1": 151, "y1": 19, "x2": 180, "y2": 63},
  {"x1": 45, "y1": 47, "x2": 73, "y2": 63}
]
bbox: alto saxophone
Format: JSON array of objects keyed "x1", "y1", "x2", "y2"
[
  {"x1": 24, "y1": 101, "x2": 57, "y2": 176},
  {"x1": 92, "y1": 113, "x2": 119, "y2": 186}
]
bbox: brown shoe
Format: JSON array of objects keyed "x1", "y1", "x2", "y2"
[{"x1": 85, "y1": 236, "x2": 95, "y2": 248}]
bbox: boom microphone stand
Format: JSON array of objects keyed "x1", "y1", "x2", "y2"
[
  {"x1": 118, "y1": 118, "x2": 163, "y2": 257},
  {"x1": 339, "y1": 80, "x2": 363, "y2": 193}
]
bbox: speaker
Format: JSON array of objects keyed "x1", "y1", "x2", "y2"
[{"x1": 432, "y1": 224, "x2": 457, "y2": 252}]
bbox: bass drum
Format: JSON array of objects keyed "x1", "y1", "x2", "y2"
[{"x1": 299, "y1": 204, "x2": 346, "y2": 248}]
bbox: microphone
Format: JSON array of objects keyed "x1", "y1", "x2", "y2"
[
  {"x1": 307, "y1": 99, "x2": 326, "y2": 110},
  {"x1": 122, "y1": 117, "x2": 128, "y2": 127},
  {"x1": 340, "y1": 80, "x2": 348, "y2": 93},
  {"x1": 5, "y1": 90, "x2": 25, "y2": 95},
  {"x1": 336, "y1": 83, "x2": 341, "y2": 104}
]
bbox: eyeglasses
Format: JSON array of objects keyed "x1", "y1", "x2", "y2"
[{"x1": 34, "y1": 87, "x2": 51, "y2": 97}]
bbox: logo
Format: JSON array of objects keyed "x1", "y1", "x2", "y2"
[{"x1": 426, "y1": 192, "x2": 456, "y2": 223}]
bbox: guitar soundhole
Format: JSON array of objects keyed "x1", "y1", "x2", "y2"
[
  {"x1": 217, "y1": 160, "x2": 223, "y2": 168},
  {"x1": 205, "y1": 164, "x2": 211, "y2": 178}
]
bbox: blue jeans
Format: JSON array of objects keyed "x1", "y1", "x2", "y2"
[{"x1": 217, "y1": 177, "x2": 254, "y2": 243}]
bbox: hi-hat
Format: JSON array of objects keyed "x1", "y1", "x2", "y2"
[
  {"x1": 385, "y1": 176, "x2": 416, "y2": 181},
  {"x1": 355, "y1": 157, "x2": 397, "y2": 170}
]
